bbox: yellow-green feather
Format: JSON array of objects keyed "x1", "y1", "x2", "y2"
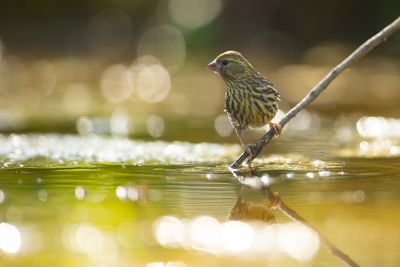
[{"x1": 217, "y1": 51, "x2": 279, "y2": 129}]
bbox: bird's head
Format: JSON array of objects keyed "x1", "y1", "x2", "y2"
[{"x1": 207, "y1": 51, "x2": 253, "y2": 81}]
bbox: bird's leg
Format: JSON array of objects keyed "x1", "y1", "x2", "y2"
[
  {"x1": 269, "y1": 122, "x2": 282, "y2": 137},
  {"x1": 267, "y1": 192, "x2": 282, "y2": 209},
  {"x1": 234, "y1": 128, "x2": 255, "y2": 159}
]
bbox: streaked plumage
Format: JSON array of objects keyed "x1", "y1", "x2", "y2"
[
  {"x1": 228, "y1": 194, "x2": 276, "y2": 223},
  {"x1": 208, "y1": 51, "x2": 280, "y2": 157}
]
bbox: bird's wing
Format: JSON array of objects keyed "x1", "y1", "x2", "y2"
[
  {"x1": 255, "y1": 83, "x2": 280, "y2": 100},
  {"x1": 261, "y1": 84, "x2": 289, "y2": 113}
]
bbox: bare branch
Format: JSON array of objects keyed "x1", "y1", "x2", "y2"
[
  {"x1": 231, "y1": 16, "x2": 400, "y2": 168},
  {"x1": 261, "y1": 187, "x2": 360, "y2": 267},
  {"x1": 231, "y1": 170, "x2": 361, "y2": 267}
]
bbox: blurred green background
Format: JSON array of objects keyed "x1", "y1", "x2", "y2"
[{"x1": 0, "y1": 0, "x2": 399, "y2": 141}]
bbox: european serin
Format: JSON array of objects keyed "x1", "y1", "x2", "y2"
[{"x1": 208, "y1": 51, "x2": 281, "y2": 158}]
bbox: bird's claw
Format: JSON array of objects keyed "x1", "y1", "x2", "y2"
[
  {"x1": 267, "y1": 192, "x2": 282, "y2": 209},
  {"x1": 244, "y1": 143, "x2": 256, "y2": 159},
  {"x1": 269, "y1": 122, "x2": 282, "y2": 138}
]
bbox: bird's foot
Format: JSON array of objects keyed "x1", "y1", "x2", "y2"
[
  {"x1": 269, "y1": 122, "x2": 282, "y2": 137},
  {"x1": 267, "y1": 192, "x2": 282, "y2": 209},
  {"x1": 243, "y1": 143, "x2": 257, "y2": 159}
]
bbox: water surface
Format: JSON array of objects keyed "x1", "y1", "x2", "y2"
[{"x1": 0, "y1": 117, "x2": 400, "y2": 267}]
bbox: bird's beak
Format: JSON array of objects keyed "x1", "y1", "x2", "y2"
[{"x1": 207, "y1": 60, "x2": 218, "y2": 72}]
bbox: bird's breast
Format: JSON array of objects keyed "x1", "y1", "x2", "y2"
[{"x1": 225, "y1": 85, "x2": 278, "y2": 129}]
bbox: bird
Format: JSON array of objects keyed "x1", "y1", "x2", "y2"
[
  {"x1": 228, "y1": 189, "x2": 276, "y2": 223},
  {"x1": 207, "y1": 50, "x2": 281, "y2": 158}
]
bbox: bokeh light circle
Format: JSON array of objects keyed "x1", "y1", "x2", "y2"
[
  {"x1": 100, "y1": 64, "x2": 134, "y2": 104},
  {"x1": 168, "y1": 0, "x2": 223, "y2": 30},
  {"x1": 137, "y1": 25, "x2": 186, "y2": 71},
  {"x1": 0, "y1": 222, "x2": 21, "y2": 253},
  {"x1": 131, "y1": 63, "x2": 171, "y2": 103}
]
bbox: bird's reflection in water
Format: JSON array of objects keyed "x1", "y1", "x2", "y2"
[
  {"x1": 227, "y1": 186, "x2": 276, "y2": 223},
  {"x1": 227, "y1": 167, "x2": 362, "y2": 266},
  {"x1": 228, "y1": 167, "x2": 282, "y2": 219}
]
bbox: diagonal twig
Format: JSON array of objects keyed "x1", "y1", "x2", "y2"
[
  {"x1": 230, "y1": 16, "x2": 400, "y2": 168},
  {"x1": 230, "y1": 170, "x2": 361, "y2": 267},
  {"x1": 261, "y1": 186, "x2": 361, "y2": 267}
]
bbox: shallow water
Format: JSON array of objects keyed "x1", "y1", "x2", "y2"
[{"x1": 0, "y1": 117, "x2": 400, "y2": 267}]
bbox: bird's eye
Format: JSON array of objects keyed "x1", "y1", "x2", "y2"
[{"x1": 221, "y1": 60, "x2": 228, "y2": 66}]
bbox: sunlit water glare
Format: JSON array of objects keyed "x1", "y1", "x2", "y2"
[
  {"x1": 0, "y1": 134, "x2": 241, "y2": 166},
  {"x1": 154, "y1": 216, "x2": 319, "y2": 260}
]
